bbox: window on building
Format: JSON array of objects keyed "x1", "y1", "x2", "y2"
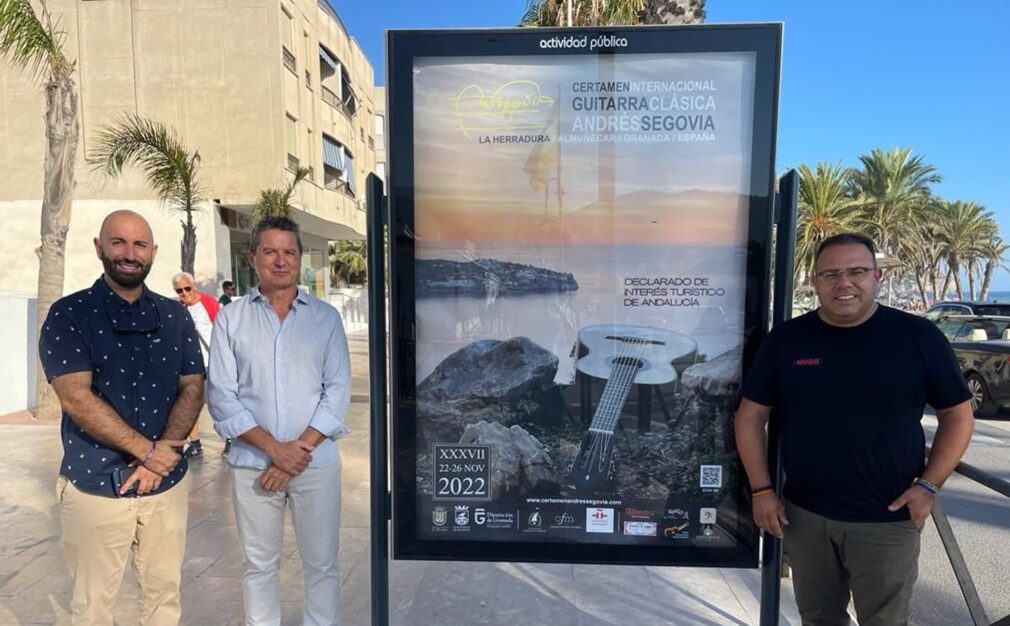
[
  {"x1": 303, "y1": 32, "x2": 312, "y2": 87},
  {"x1": 375, "y1": 114, "x2": 385, "y2": 136},
  {"x1": 318, "y1": 50, "x2": 357, "y2": 119},
  {"x1": 343, "y1": 148, "x2": 356, "y2": 195},
  {"x1": 319, "y1": 45, "x2": 341, "y2": 109},
  {"x1": 285, "y1": 114, "x2": 299, "y2": 169},
  {"x1": 281, "y1": 9, "x2": 295, "y2": 73},
  {"x1": 306, "y1": 128, "x2": 315, "y2": 181},
  {"x1": 322, "y1": 133, "x2": 356, "y2": 197},
  {"x1": 339, "y1": 67, "x2": 357, "y2": 118}
]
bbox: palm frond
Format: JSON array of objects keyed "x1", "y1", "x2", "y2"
[
  {"x1": 329, "y1": 240, "x2": 368, "y2": 285},
  {"x1": 850, "y1": 147, "x2": 941, "y2": 255},
  {"x1": 0, "y1": 0, "x2": 68, "y2": 80},
  {"x1": 253, "y1": 189, "x2": 289, "y2": 220},
  {"x1": 285, "y1": 165, "x2": 312, "y2": 197},
  {"x1": 253, "y1": 165, "x2": 312, "y2": 220},
  {"x1": 520, "y1": 0, "x2": 646, "y2": 27},
  {"x1": 88, "y1": 112, "x2": 205, "y2": 212},
  {"x1": 793, "y1": 161, "x2": 860, "y2": 280},
  {"x1": 519, "y1": 0, "x2": 547, "y2": 26}
]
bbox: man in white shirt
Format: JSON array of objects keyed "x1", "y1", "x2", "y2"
[
  {"x1": 173, "y1": 272, "x2": 219, "y2": 457},
  {"x1": 208, "y1": 217, "x2": 351, "y2": 626}
]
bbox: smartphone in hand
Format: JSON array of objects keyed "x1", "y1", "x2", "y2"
[{"x1": 112, "y1": 466, "x2": 140, "y2": 498}]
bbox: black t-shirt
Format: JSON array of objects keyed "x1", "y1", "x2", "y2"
[{"x1": 741, "y1": 306, "x2": 970, "y2": 522}]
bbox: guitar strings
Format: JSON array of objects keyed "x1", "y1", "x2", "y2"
[
  {"x1": 587, "y1": 331, "x2": 650, "y2": 476},
  {"x1": 574, "y1": 327, "x2": 687, "y2": 484},
  {"x1": 581, "y1": 331, "x2": 633, "y2": 476},
  {"x1": 611, "y1": 333, "x2": 648, "y2": 431},
  {"x1": 595, "y1": 331, "x2": 647, "y2": 434},
  {"x1": 589, "y1": 328, "x2": 637, "y2": 433}
]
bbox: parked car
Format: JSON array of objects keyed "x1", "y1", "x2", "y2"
[
  {"x1": 924, "y1": 301, "x2": 1010, "y2": 321},
  {"x1": 938, "y1": 315, "x2": 1010, "y2": 417}
]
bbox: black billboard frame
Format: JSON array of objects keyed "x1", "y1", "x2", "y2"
[{"x1": 386, "y1": 23, "x2": 783, "y2": 568}]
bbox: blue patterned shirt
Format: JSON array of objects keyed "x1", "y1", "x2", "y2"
[
  {"x1": 207, "y1": 287, "x2": 351, "y2": 469},
  {"x1": 39, "y1": 277, "x2": 205, "y2": 497}
]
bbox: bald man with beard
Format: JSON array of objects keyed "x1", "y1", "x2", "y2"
[{"x1": 39, "y1": 210, "x2": 206, "y2": 625}]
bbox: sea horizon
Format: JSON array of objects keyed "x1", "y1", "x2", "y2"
[
  {"x1": 413, "y1": 242, "x2": 747, "y2": 382},
  {"x1": 980, "y1": 291, "x2": 1010, "y2": 302}
]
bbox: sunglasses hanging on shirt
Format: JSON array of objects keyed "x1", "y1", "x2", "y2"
[{"x1": 104, "y1": 292, "x2": 162, "y2": 333}]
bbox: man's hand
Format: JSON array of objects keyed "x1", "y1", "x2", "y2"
[
  {"x1": 123, "y1": 465, "x2": 163, "y2": 496},
  {"x1": 142, "y1": 439, "x2": 187, "y2": 476},
  {"x1": 753, "y1": 493, "x2": 789, "y2": 539},
  {"x1": 267, "y1": 440, "x2": 313, "y2": 476},
  {"x1": 888, "y1": 485, "x2": 935, "y2": 528},
  {"x1": 259, "y1": 466, "x2": 294, "y2": 492}
]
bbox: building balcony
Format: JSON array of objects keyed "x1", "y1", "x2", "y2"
[{"x1": 321, "y1": 85, "x2": 356, "y2": 120}]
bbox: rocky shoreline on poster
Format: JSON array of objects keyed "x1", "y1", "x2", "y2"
[{"x1": 415, "y1": 335, "x2": 743, "y2": 546}]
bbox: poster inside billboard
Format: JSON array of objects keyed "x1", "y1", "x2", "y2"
[{"x1": 388, "y1": 25, "x2": 781, "y2": 566}]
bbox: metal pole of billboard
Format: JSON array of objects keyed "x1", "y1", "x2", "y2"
[
  {"x1": 759, "y1": 169, "x2": 799, "y2": 626},
  {"x1": 366, "y1": 173, "x2": 391, "y2": 626}
]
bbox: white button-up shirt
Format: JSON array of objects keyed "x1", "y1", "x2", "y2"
[{"x1": 207, "y1": 286, "x2": 351, "y2": 469}]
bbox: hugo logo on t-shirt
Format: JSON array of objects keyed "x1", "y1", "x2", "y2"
[{"x1": 793, "y1": 357, "x2": 822, "y2": 366}]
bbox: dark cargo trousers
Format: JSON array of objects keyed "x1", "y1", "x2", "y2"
[{"x1": 783, "y1": 500, "x2": 921, "y2": 626}]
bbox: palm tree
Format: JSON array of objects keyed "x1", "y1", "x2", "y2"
[
  {"x1": 638, "y1": 0, "x2": 705, "y2": 23},
  {"x1": 88, "y1": 113, "x2": 205, "y2": 273},
  {"x1": 253, "y1": 166, "x2": 312, "y2": 221},
  {"x1": 850, "y1": 147, "x2": 940, "y2": 259},
  {"x1": 895, "y1": 201, "x2": 945, "y2": 305},
  {"x1": 1, "y1": 0, "x2": 80, "y2": 419},
  {"x1": 520, "y1": 0, "x2": 703, "y2": 26},
  {"x1": 963, "y1": 218, "x2": 997, "y2": 300},
  {"x1": 979, "y1": 238, "x2": 1010, "y2": 302},
  {"x1": 793, "y1": 162, "x2": 860, "y2": 283},
  {"x1": 329, "y1": 240, "x2": 367, "y2": 287},
  {"x1": 934, "y1": 200, "x2": 995, "y2": 301}
]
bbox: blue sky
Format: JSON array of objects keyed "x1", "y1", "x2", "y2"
[{"x1": 333, "y1": 0, "x2": 1010, "y2": 288}]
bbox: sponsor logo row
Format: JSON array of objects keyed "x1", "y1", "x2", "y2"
[{"x1": 431, "y1": 504, "x2": 720, "y2": 539}]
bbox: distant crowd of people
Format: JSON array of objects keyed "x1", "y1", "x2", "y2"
[{"x1": 894, "y1": 298, "x2": 928, "y2": 313}]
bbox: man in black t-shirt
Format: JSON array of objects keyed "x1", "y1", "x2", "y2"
[{"x1": 736, "y1": 233, "x2": 973, "y2": 626}]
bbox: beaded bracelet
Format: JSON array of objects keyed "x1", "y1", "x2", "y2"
[
  {"x1": 912, "y1": 477, "x2": 939, "y2": 496},
  {"x1": 141, "y1": 440, "x2": 157, "y2": 466}
]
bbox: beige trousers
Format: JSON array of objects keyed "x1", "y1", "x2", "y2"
[{"x1": 57, "y1": 473, "x2": 190, "y2": 626}]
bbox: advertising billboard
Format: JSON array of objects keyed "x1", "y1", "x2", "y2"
[{"x1": 387, "y1": 24, "x2": 781, "y2": 566}]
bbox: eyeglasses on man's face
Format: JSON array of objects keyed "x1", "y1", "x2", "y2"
[
  {"x1": 813, "y1": 266, "x2": 876, "y2": 282},
  {"x1": 174, "y1": 285, "x2": 193, "y2": 294}
]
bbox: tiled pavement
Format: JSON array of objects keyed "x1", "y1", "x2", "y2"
[{"x1": 0, "y1": 331, "x2": 802, "y2": 625}]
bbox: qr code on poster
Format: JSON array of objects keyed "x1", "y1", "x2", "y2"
[{"x1": 700, "y1": 465, "x2": 723, "y2": 489}]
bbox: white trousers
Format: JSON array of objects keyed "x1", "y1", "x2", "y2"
[{"x1": 230, "y1": 462, "x2": 342, "y2": 626}]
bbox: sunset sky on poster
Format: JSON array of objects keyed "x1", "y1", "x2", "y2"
[{"x1": 412, "y1": 52, "x2": 756, "y2": 247}]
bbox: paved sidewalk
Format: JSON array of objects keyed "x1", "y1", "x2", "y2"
[{"x1": 0, "y1": 331, "x2": 802, "y2": 625}]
